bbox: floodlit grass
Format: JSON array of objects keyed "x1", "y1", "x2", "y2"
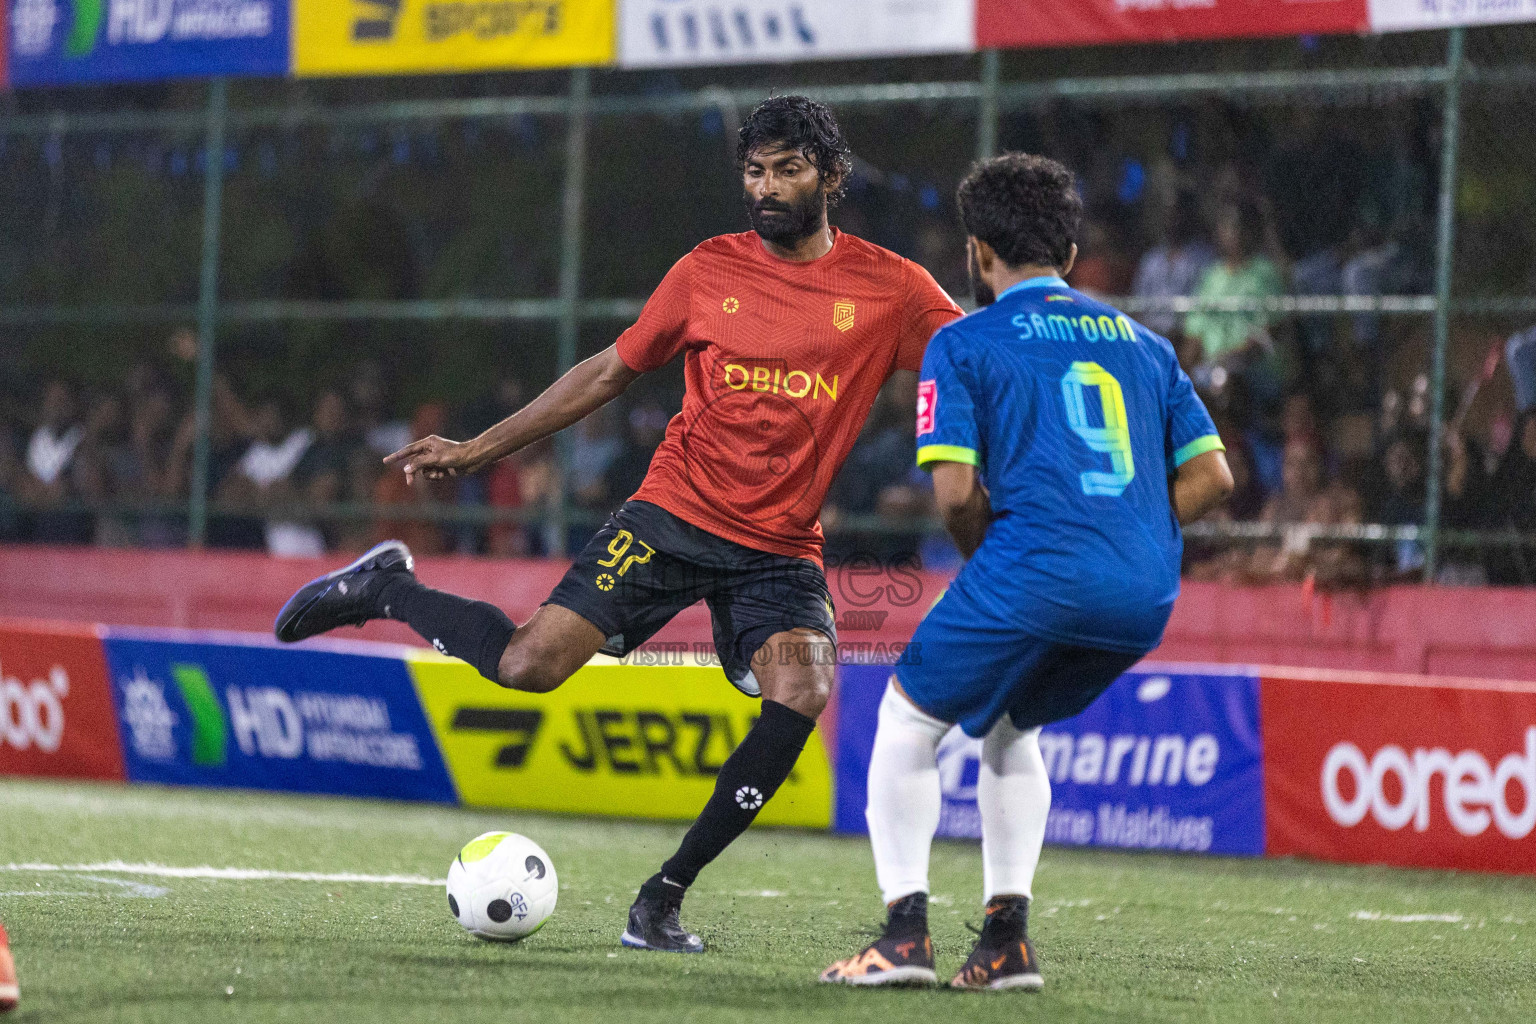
[{"x1": 1, "y1": 778, "x2": 1532, "y2": 1023}]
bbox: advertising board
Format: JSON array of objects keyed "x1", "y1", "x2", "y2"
[
  {"x1": 293, "y1": 0, "x2": 613, "y2": 77},
  {"x1": 7, "y1": 0, "x2": 289, "y2": 86},
  {"x1": 1263, "y1": 672, "x2": 1536, "y2": 873},
  {"x1": 102, "y1": 630, "x2": 456, "y2": 802},
  {"x1": 618, "y1": 0, "x2": 973, "y2": 68},
  {"x1": 409, "y1": 653, "x2": 833, "y2": 827},
  {"x1": 0, "y1": 620, "x2": 124, "y2": 782},
  {"x1": 835, "y1": 664, "x2": 1265, "y2": 857}
]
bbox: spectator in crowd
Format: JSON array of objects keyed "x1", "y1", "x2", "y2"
[
  {"x1": 371, "y1": 403, "x2": 453, "y2": 557},
  {"x1": 1486, "y1": 412, "x2": 1536, "y2": 585},
  {"x1": 608, "y1": 400, "x2": 671, "y2": 502},
  {"x1": 1245, "y1": 440, "x2": 1324, "y2": 582},
  {"x1": 1183, "y1": 201, "x2": 1285, "y2": 384},
  {"x1": 1068, "y1": 218, "x2": 1134, "y2": 300},
  {"x1": 218, "y1": 401, "x2": 316, "y2": 557},
  {"x1": 349, "y1": 361, "x2": 412, "y2": 458},
  {"x1": 1368, "y1": 430, "x2": 1428, "y2": 579},
  {"x1": 568, "y1": 403, "x2": 625, "y2": 512},
  {"x1": 18, "y1": 382, "x2": 92, "y2": 544},
  {"x1": 1132, "y1": 191, "x2": 1215, "y2": 353}
]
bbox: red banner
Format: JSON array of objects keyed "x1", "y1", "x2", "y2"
[
  {"x1": 1262, "y1": 671, "x2": 1536, "y2": 874},
  {"x1": 979, "y1": 0, "x2": 1370, "y2": 50},
  {"x1": 0, "y1": 620, "x2": 125, "y2": 782}
]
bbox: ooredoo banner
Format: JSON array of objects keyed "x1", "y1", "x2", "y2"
[
  {"x1": 409, "y1": 652, "x2": 834, "y2": 828},
  {"x1": 834, "y1": 664, "x2": 1264, "y2": 855},
  {"x1": 6, "y1": 0, "x2": 290, "y2": 87},
  {"x1": 293, "y1": 0, "x2": 613, "y2": 77},
  {"x1": 101, "y1": 630, "x2": 457, "y2": 803},
  {"x1": 1262, "y1": 672, "x2": 1536, "y2": 874},
  {"x1": 977, "y1": 0, "x2": 1370, "y2": 50},
  {"x1": 618, "y1": 0, "x2": 974, "y2": 68},
  {"x1": 0, "y1": 620, "x2": 125, "y2": 782}
]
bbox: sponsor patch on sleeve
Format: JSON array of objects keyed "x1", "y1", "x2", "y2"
[{"x1": 916, "y1": 380, "x2": 937, "y2": 435}]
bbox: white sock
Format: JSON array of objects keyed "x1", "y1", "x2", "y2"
[
  {"x1": 979, "y1": 717, "x2": 1051, "y2": 902},
  {"x1": 865, "y1": 680, "x2": 952, "y2": 905}
]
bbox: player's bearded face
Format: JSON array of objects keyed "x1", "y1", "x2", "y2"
[
  {"x1": 969, "y1": 240, "x2": 997, "y2": 308},
  {"x1": 744, "y1": 161, "x2": 826, "y2": 245}
]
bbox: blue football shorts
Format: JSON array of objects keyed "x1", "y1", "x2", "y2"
[{"x1": 894, "y1": 584, "x2": 1145, "y2": 738}]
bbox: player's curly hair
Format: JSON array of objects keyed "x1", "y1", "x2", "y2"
[
  {"x1": 737, "y1": 95, "x2": 853, "y2": 207},
  {"x1": 957, "y1": 153, "x2": 1082, "y2": 270}
]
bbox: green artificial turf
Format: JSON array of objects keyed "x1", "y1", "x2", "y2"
[{"x1": 1, "y1": 777, "x2": 1532, "y2": 1023}]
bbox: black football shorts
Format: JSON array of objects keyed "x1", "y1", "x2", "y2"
[{"x1": 545, "y1": 500, "x2": 837, "y2": 696}]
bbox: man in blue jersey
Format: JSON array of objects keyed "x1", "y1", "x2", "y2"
[{"x1": 821, "y1": 154, "x2": 1234, "y2": 991}]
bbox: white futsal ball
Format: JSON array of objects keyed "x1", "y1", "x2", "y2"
[{"x1": 445, "y1": 831, "x2": 558, "y2": 941}]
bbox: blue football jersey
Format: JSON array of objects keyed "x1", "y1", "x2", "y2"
[{"x1": 915, "y1": 276, "x2": 1223, "y2": 652}]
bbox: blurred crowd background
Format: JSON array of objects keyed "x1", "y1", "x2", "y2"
[{"x1": 4, "y1": 29, "x2": 1536, "y2": 584}]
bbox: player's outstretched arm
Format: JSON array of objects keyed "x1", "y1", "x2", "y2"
[
  {"x1": 1172, "y1": 449, "x2": 1235, "y2": 525},
  {"x1": 931, "y1": 461, "x2": 993, "y2": 560},
  {"x1": 385, "y1": 345, "x2": 641, "y2": 484}
]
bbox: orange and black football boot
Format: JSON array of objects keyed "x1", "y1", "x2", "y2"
[
  {"x1": 950, "y1": 896, "x2": 1044, "y2": 991},
  {"x1": 820, "y1": 893, "x2": 938, "y2": 987},
  {"x1": 0, "y1": 921, "x2": 18, "y2": 1014}
]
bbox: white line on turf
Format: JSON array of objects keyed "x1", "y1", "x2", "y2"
[
  {"x1": 1, "y1": 861, "x2": 442, "y2": 886},
  {"x1": 1351, "y1": 911, "x2": 1464, "y2": 923}
]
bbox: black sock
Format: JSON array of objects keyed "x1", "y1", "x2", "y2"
[
  {"x1": 641, "y1": 700, "x2": 817, "y2": 897},
  {"x1": 981, "y1": 895, "x2": 1029, "y2": 943},
  {"x1": 377, "y1": 576, "x2": 516, "y2": 684},
  {"x1": 887, "y1": 892, "x2": 929, "y2": 937}
]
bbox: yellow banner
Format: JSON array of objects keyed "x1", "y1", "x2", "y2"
[
  {"x1": 408, "y1": 654, "x2": 833, "y2": 828},
  {"x1": 293, "y1": 0, "x2": 614, "y2": 77}
]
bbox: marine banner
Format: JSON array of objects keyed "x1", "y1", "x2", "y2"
[
  {"x1": 6, "y1": 0, "x2": 290, "y2": 87},
  {"x1": 292, "y1": 0, "x2": 613, "y2": 77},
  {"x1": 0, "y1": 620, "x2": 125, "y2": 782},
  {"x1": 101, "y1": 629, "x2": 457, "y2": 803},
  {"x1": 835, "y1": 663, "x2": 1266, "y2": 857},
  {"x1": 409, "y1": 653, "x2": 833, "y2": 828},
  {"x1": 617, "y1": 0, "x2": 974, "y2": 68}
]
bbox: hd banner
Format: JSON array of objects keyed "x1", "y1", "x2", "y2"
[
  {"x1": 618, "y1": 0, "x2": 974, "y2": 68},
  {"x1": 101, "y1": 629, "x2": 457, "y2": 803},
  {"x1": 292, "y1": 0, "x2": 613, "y2": 77},
  {"x1": 976, "y1": 0, "x2": 1371, "y2": 50},
  {"x1": 407, "y1": 652, "x2": 833, "y2": 828},
  {"x1": 834, "y1": 664, "x2": 1266, "y2": 856},
  {"x1": 6, "y1": 0, "x2": 290, "y2": 86}
]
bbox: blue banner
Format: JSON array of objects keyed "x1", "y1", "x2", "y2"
[
  {"x1": 102, "y1": 630, "x2": 457, "y2": 803},
  {"x1": 835, "y1": 665, "x2": 1265, "y2": 857},
  {"x1": 7, "y1": 0, "x2": 289, "y2": 87}
]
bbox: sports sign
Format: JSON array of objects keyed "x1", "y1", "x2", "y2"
[
  {"x1": 408, "y1": 653, "x2": 834, "y2": 827},
  {"x1": 292, "y1": 0, "x2": 613, "y2": 77},
  {"x1": 1262, "y1": 671, "x2": 1536, "y2": 874},
  {"x1": 102, "y1": 629, "x2": 456, "y2": 802},
  {"x1": 0, "y1": 620, "x2": 125, "y2": 782},
  {"x1": 1369, "y1": 0, "x2": 1536, "y2": 32},
  {"x1": 618, "y1": 0, "x2": 973, "y2": 68},
  {"x1": 835, "y1": 664, "x2": 1265, "y2": 857},
  {"x1": 977, "y1": 0, "x2": 1371, "y2": 50},
  {"x1": 6, "y1": 0, "x2": 290, "y2": 86}
]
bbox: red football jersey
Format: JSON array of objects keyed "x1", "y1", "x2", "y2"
[{"x1": 616, "y1": 229, "x2": 963, "y2": 564}]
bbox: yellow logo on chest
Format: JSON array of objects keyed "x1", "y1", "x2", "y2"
[
  {"x1": 833, "y1": 301, "x2": 855, "y2": 332},
  {"x1": 722, "y1": 363, "x2": 840, "y2": 401}
]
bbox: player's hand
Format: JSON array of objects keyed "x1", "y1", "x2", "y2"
[{"x1": 383, "y1": 436, "x2": 475, "y2": 485}]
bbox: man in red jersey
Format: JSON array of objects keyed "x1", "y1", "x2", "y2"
[
  {"x1": 0, "y1": 921, "x2": 17, "y2": 1013},
  {"x1": 275, "y1": 96, "x2": 962, "y2": 953}
]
